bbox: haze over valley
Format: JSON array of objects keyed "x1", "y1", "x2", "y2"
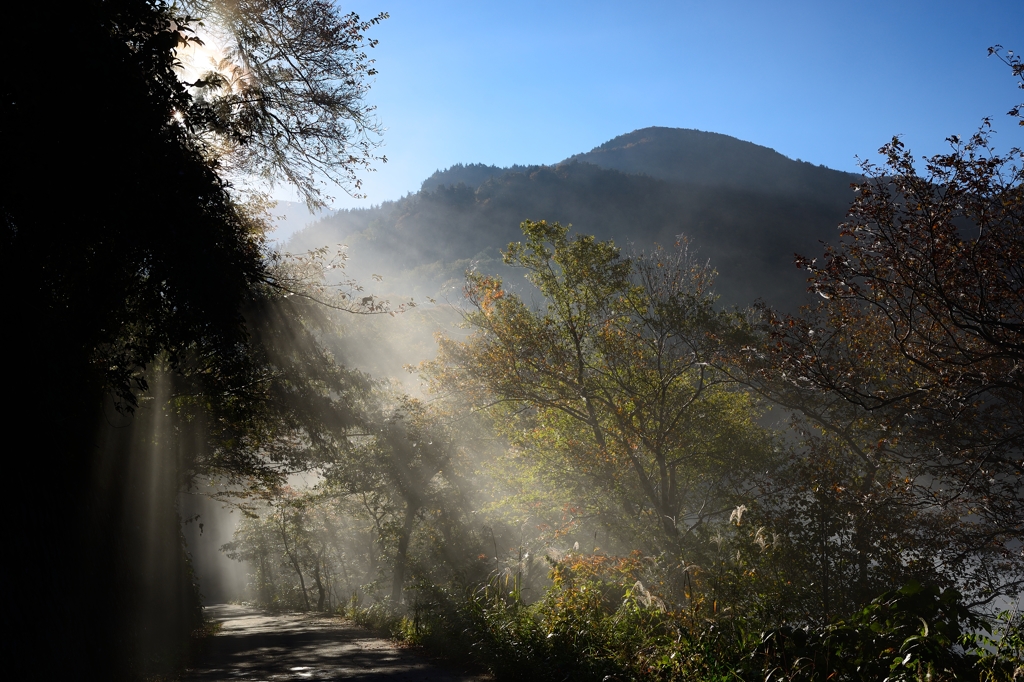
[
  {"x1": 7, "y1": 1, "x2": 1022, "y2": 679},
  {"x1": 287, "y1": 127, "x2": 860, "y2": 311}
]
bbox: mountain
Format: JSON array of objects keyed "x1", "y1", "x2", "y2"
[
  {"x1": 419, "y1": 163, "x2": 520, "y2": 192},
  {"x1": 564, "y1": 127, "x2": 855, "y2": 199},
  {"x1": 289, "y1": 128, "x2": 860, "y2": 310}
]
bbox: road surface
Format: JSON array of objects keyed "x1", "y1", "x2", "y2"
[{"x1": 185, "y1": 604, "x2": 483, "y2": 681}]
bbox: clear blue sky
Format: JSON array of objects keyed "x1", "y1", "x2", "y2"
[{"x1": 306, "y1": 0, "x2": 1023, "y2": 210}]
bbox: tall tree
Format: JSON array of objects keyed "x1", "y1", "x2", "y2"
[
  {"x1": 181, "y1": 0, "x2": 388, "y2": 206},
  {"x1": 429, "y1": 221, "x2": 774, "y2": 555},
  {"x1": 2, "y1": 0, "x2": 385, "y2": 676},
  {"x1": 321, "y1": 393, "x2": 468, "y2": 603},
  {"x1": 745, "y1": 117, "x2": 1024, "y2": 606}
]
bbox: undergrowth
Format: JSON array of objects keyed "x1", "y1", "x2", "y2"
[{"x1": 345, "y1": 556, "x2": 1024, "y2": 681}]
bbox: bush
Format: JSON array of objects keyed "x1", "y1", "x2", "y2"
[
  {"x1": 404, "y1": 555, "x2": 752, "y2": 681},
  {"x1": 750, "y1": 581, "x2": 1023, "y2": 682},
  {"x1": 348, "y1": 562, "x2": 1023, "y2": 682}
]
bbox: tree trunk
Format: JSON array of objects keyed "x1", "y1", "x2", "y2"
[
  {"x1": 280, "y1": 514, "x2": 310, "y2": 611},
  {"x1": 312, "y1": 560, "x2": 326, "y2": 611},
  {"x1": 853, "y1": 466, "x2": 877, "y2": 604},
  {"x1": 391, "y1": 503, "x2": 417, "y2": 604},
  {"x1": 853, "y1": 514, "x2": 870, "y2": 604},
  {"x1": 818, "y1": 501, "x2": 831, "y2": 621}
]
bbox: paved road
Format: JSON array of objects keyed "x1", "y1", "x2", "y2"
[{"x1": 185, "y1": 604, "x2": 483, "y2": 682}]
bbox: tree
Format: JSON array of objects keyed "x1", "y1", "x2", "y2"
[
  {"x1": 429, "y1": 221, "x2": 775, "y2": 557},
  {"x1": 221, "y1": 388, "x2": 495, "y2": 609},
  {"x1": 2, "y1": 0, "x2": 386, "y2": 676},
  {"x1": 321, "y1": 392, "x2": 468, "y2": 603},
  {"x1": 987, "y1": 45, "x2": 1023, "y2": 126},
  {"x1": 180, "y1": 0, "x2": 389, "y2": 206},
  {"x1": 745, "y1": 119, "x2": 1024, "y2": 606},
  {"x1": 224, "y1": 487, "x2": 364, "y2": 611}
]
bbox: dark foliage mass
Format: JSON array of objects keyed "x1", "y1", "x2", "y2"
[
  {"x1": 291, "y1": 128, "x2": 859, "y2": 310},
  {"x1": 730, "y1": 125, "x2": 1024, "y2": 622},
  {"x1": 3, "y1": 1, "x2": 264, "y2": 676},
  {"x1": 2, "y1": 0, "x2": 383, "y2": 678}
]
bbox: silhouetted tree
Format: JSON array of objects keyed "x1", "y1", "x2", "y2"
[
  {"x1": 181, "y1": 0, "x2": 388, "y2": 206},
  {"x1": 2, "y1": 0, "x2": 385, "y2": 677},
  {"x1": 743, "y1": 57, "x2": 1024, "y2": 608}
]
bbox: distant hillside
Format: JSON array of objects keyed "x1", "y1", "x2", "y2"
[
  {"x1": 266, "y1": 201, "x2": 326, "y2": 243},
  {"x1": 420, "y1": 163, "x2": 514, "y2": 192},
  {"x1": 290, "y1": 127, "x2": 860, "y2": 310},
  {"x1": 565, "y1": 127, "x2": 855, "y2": 199}
]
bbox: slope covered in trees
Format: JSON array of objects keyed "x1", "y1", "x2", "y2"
[
  {"x1": 564, "y1": 127, "x2": 855, "y2": 198},
  {"x1": 290, "y1": 127, "x2": 860, "y2": 309},
  {"x1": 244, "y1": 53, "x2": 1024, "y2": 682}
]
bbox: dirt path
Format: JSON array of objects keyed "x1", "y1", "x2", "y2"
[{"x1": 185, "y1": 604, "x2": 483, "y2": 681}]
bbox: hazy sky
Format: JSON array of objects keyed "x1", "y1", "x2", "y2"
[{"x1": 287, "y1": 0, "x2": 1023, "y2": 210}]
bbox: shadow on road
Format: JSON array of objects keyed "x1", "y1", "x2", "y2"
[{"x1": 186, "y1": 604, "x2": 481, "y2": 681}]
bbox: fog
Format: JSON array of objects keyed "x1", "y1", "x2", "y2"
[
  {"x1": 15, "y1": 2, "x2": 1021, "y2": 678},
  {"x1": 180, "y1": 490, "x2": 248, "y2": 604},
  {"x1": 178, "y1": 140, "x2": 1023, "y2": 624}
]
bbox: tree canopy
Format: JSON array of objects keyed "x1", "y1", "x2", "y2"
[
  {"x1": 2, "y1": 0, "x2": 387, "y2": 676},
  {"x1": 180, "y1": 0, "x2": 388, "y2": 206},
  {"x1": 428, "y1": 221, "x2": 775, "y2": 554},
  {"x1": 745, "y1": 124, "x2": 1024, "y2": 605}
]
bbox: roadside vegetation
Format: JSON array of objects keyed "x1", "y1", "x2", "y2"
[
  {"x1": 6, "y1": 0, "x2": 1021, "y2": 676},
  {"x1": 222, "y1": 99, "x2": 1024, "y2": 675}
]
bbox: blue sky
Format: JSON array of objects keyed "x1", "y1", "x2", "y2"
[{"x1": 300, "y1": 0, "x2": 1023, "y2": 210}]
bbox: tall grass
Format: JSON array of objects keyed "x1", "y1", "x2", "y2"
[{"x1": 345, "y1": 555, "x2": 1023, "y2": 681}]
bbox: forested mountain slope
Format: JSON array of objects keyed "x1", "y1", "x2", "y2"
[
  {"x1": 565, "y1": 127, "x2": 856, "y2": 198},
  {"x1": 289, "y1": 128, "x2": 860, "y2": 309}
]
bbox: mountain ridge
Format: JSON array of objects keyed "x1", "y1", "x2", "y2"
[
  {"x1": 290, "y1": 127, "x2": 860, "y2": 310},
  {"x1": 564, "y1": 127, "x2": 857, "y2": 198}
]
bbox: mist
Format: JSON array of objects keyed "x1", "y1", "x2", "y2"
[
  {"x1": 189, "y1": 126, "x2": 1024, "y2": 618},
  {"x1": 9, "y1": 1, "x2": 1021, "y2": 677}
]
